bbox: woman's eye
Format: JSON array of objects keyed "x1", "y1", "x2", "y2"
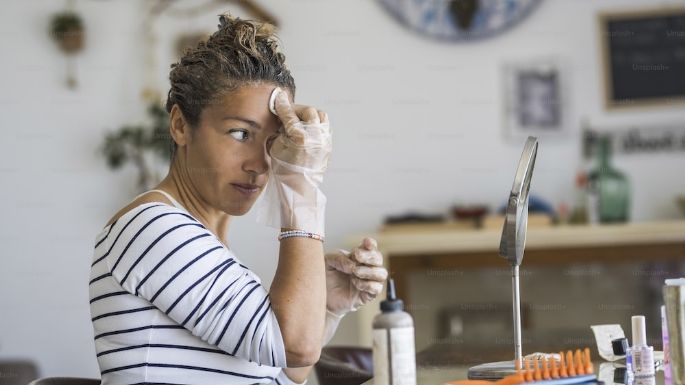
[{"x1": 228, "y1": 129, "x2": 249, "y2": 141}]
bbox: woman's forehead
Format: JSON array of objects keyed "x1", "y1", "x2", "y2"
[{"x1": 204, "y1": 84, "x2": 286, "y2": 132}]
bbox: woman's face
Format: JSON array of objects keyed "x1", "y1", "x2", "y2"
[{"x1": 182, "y1": 83, "x2": 287, "y2": 216}]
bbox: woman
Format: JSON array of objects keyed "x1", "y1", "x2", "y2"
[{"x1": 89, "y1": 14, "x2": 387, "y2": 385}]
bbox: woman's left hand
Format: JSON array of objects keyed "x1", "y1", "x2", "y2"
[{"x1": 325, "y1": 237, "x2": 388, "y2": 317}]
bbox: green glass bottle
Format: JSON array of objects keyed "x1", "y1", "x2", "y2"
[{"x1": 587, "y1": 136, "x2": 630, "y2": 223}]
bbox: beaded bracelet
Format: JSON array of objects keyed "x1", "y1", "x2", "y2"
[{"x1": 278, "y1": 230, "x2": 324, "y2": 242}]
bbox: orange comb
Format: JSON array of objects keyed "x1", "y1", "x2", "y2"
[
  {"x1": 524, "y1": 358, "x2": 533, "y2": 382},
  {"x1": 566, "y1": 351, "x2": 576, "y2": 377},
  {"x1": 443, "y1": 348, "x2": 595, "y2": 385},
  {"x1": 559, "y1": 351, "x2": 568, "y2": 377},
  {"x1": 550, "y1": 355, "x2": 560, "y2": 379},
  {"x1": 574, "y1": 350, "x2": 585, "y2": 375},
  {"x1": 583, "y1": 348, "x2": 593, "y2": 374},
  {"x1": 541, "y1": 357, "x2": 551, "y2": 380}
]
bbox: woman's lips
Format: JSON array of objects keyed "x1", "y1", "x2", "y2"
[{"x1": 231, "y1": 183, "x2": 260, "y2": 196}]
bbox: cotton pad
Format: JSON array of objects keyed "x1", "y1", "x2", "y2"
[{"x1": 268, "y1": 87, "x2": 281, "y2": 116}]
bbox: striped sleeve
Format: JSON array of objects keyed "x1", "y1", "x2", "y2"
[{"x1": 101, "y1": 203, "x2": 287, "y2": 367}]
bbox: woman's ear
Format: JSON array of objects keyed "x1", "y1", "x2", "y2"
[{"x1": 169, "y1": 104, "x2": 190, "y2": 147}]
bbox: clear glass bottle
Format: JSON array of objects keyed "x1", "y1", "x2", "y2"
[
  {"x1": 631, "y1": 315, "x2": 655, "y2": 378},
  {"x1": 587, "y1": 136, "x2": 630, "y2": 223}
]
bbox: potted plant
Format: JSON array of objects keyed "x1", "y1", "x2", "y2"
[
  {"x1": 101, "y1": 103, "x2": 172, "y2": 192},
  {"x1": 49, "y1": 10, "x2": 85, "y2": 54}
]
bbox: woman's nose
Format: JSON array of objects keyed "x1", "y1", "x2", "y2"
[{"x1": 242, "y1": 147, "x2": 269, "y2": 176}]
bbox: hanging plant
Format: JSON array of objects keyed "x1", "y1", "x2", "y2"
[
  {"x1": 50, "y1": 10, "x2": 85, "y2": 54},
  {"x1": 101, "y1": 103, "x2": 173, "y2": 192},
  {"x1": 49, "y1": 9, "x2": 85, "y2": 88}
]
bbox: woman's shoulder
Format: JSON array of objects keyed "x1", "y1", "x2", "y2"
[{"x1": 104, "y1": 191, "x2": 176, "y2": 228}]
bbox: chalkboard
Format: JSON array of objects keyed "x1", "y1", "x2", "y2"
[{"x1": 599, "y1": 7, "x2": 685, "y2": 108}]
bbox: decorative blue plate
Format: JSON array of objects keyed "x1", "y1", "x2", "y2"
[{"x1": 377, "y1": 0, "x2": 543, "y2": 42}]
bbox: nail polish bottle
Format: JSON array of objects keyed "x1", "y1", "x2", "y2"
[{"x1": 630, "y1": 315, "x2": 655, "y2": 378}]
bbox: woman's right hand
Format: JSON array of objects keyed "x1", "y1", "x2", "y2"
[
  {"x1": 256, "y1": 87, "x2": 331, "y2": 236},
  {"x1": 270, "y1": 88, "x2": 331, "y2": 171}
]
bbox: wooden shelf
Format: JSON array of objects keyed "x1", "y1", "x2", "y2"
[
  {"x1": 346, "y1": 220, "x2": 685, "y2": 348},
  {"x1": 355, "y1": 220, "x2": 685, "y2": 256}
]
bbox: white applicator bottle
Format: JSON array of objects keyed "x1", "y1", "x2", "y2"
[
  {"x1": 631, "y1": 315, "x2": 655, "y2": 377},
  {"x1": 372, "y1": 278, "x2": 416, "y2": 385}
]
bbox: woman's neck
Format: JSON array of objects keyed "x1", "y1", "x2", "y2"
[{"x1": 156, "y1": 157, "x2": 231, "y2": 246}]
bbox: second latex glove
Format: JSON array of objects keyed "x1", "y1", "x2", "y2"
[
  {"x1": 325, "y1": 237, "x2": 388, "y2": 317},
  {"x1": 256, "y1": 88, "x2": 332, "y2": 235}
]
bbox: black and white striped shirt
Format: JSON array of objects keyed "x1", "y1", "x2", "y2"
[{"x1": 89, "y1": 191, "x2": 303, "y2": 385}]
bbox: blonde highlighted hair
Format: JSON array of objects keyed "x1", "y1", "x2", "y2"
[{"x1": 165, "y1": 13, "x2": 295, "y2": 154}]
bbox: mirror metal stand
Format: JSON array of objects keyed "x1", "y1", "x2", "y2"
[{"x1": 467, "y1": 136, "x2": 538, "y2": 380}]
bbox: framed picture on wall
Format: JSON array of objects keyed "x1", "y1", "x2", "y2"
[
  {"x1": 502, "y1": 58, "x2": 568, "y2": 139},
  {"x1": 598, "y1": 6, "x2": 685, "y2": 109}
]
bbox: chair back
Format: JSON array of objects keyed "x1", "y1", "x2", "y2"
[
  {"x1": 0, "y1": 360, "x2": 39, "y2": 385},
  {"x1": 314, "y1": 346, "x2": 373, "y2": 385}
]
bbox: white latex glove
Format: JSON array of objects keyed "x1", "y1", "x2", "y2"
[
  {"x1": 256, "y1": 88, "x2": 332, "y2": 235},
  {"x1": 325, "y1": 237, "x2": 388, "y2": 317},
  {"x1": 269, "y1": 89, "x2": 331, "y2": 170}
]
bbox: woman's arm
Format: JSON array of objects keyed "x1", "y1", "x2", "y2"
[
  {"x1": 265, "y1": 90, "x2": 331, "y2": 368},
  {"x1": 269, "y1": 231, "x2": 326, "y2": 367},
  {"x1": 278, "y1": 310, "x2": 343, "y2": 383}
]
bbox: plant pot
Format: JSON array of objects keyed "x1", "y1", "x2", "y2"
[{"x1": 58, "y1": 28, "x2": 84, "y2": 54}]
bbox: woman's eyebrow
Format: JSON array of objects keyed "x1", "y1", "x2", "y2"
[{"x1": 222, "y1": 116, "x2": 261, "y2": 130}]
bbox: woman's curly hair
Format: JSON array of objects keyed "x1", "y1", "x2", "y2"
[{"x1": 165, "y1": 13, "x2": 296, "y2": 154}]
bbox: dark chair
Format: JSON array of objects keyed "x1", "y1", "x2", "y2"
[
  {"x1": 0, "y1": 360, "x2": 39, "y2": 385},
  {"x1": 27, "y1": 378, "x2": 100, "y2": 385},
  {"x1": 314, "y1": 346, "x2": 373, "y2": 385}
]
